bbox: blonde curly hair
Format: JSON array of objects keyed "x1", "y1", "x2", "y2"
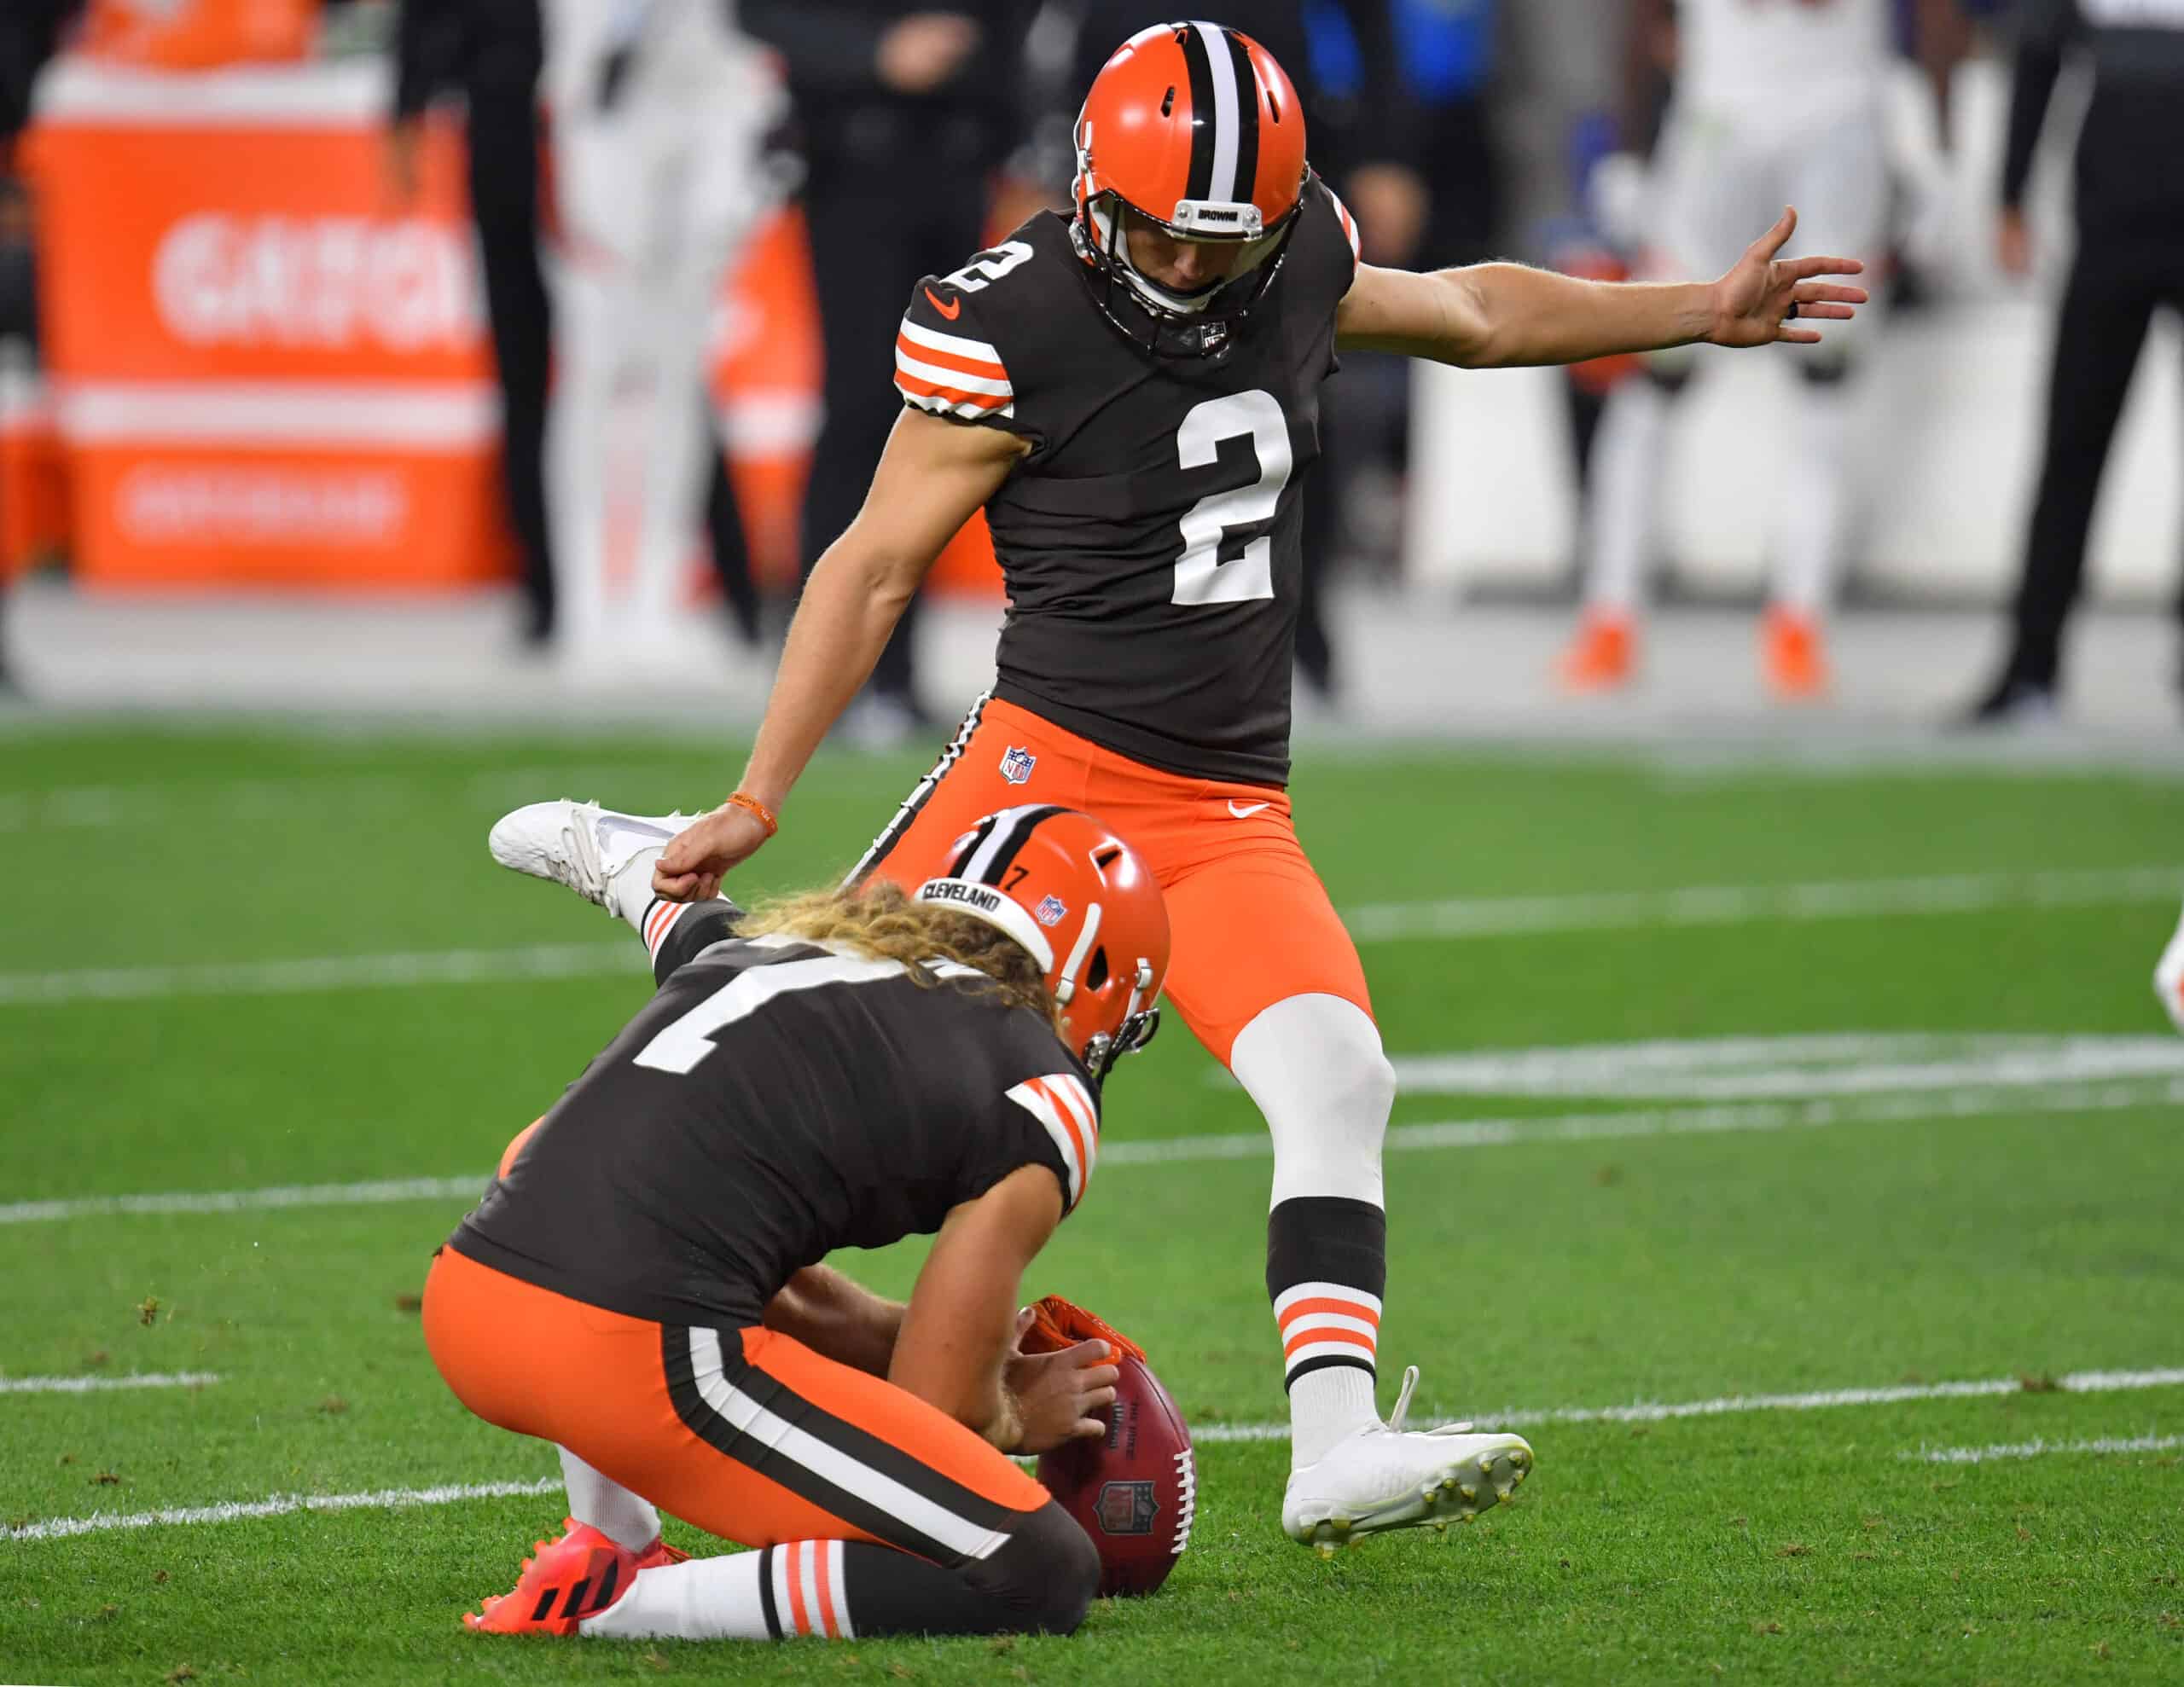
[{"x1": 738, "y1": 881, "x2": 1062, "y2": 1031}]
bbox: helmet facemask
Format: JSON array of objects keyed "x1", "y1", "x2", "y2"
[
  {"x1": 1071, "y1": 189, "x2": 1299, "y2": 357},
  {"x1": 1077, "y1": 956, "x2": 1162, "y2": 1081}
]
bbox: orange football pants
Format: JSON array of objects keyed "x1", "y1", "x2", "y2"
[
  {"x1": 856, "y1": 695, "x2": 1371, "y2": 1065},
  {"x1": 421, "y1": 1247, "x2": 1048, "y2": 1552}
]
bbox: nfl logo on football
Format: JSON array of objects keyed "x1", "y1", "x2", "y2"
[
  {"x1": 999, "y1": 746, "x2": 1037, "y2": 785},
  {"x1": 1035, "y1": 894, "x2": 1067, "y2": 927}
]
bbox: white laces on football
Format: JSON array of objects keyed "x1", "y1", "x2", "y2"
[{"x1": 1385, "y1": 1365, "x2": 1474, "y2": 1436}]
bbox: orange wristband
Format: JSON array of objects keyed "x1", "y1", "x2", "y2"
[{"x1": 725, "y1": 790, "x2": 779, "y2": 838}]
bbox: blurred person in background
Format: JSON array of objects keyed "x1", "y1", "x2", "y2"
[
  {"x1": 542, "y1": 0, "x2": 781, "y2": 675},
  {"x1": 0, "y1": 0, "x2": 78, "y2": 697},
  {"x1": 1547, "y1": 7, "x2": 1676, "y2": 535},
  {"x1": 391, "y1": 0, "x2": 767, "y2": 656},
  {"x1": 1558, "y1": 0, "x2": 1960, "y2": 702},
  {"x1": 391, "y1": 0, "x2": 559, "y2": 648},
  {"x1": 1960, "y1": 0, "x2": 2184, "y2": 728},
  {"x1": 739, "y1": 3, "x2": 1033, "y2": 745},
  {"x1": 1292, "y1": 0, "x2": 1478, "y2": 702}
]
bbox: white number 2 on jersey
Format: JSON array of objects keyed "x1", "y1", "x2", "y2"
[
  {"x1": 939, "y1": 241, "x2": 1035, "y2": 293},
  {"x1": 1171, "y1": 389, "x2": 1293, "y2": 606}
]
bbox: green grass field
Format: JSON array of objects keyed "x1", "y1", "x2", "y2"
[{"x1": 4, "y1": 721, "x2": 2182, "y2": 1685}]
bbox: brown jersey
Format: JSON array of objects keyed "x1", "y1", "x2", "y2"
[
  {"x1": 892, "y1": 180, "x2": 1362, "y2": 788},
  {"x1": 449, "y1": 917, "x2": 1101, "y2": 1328}
]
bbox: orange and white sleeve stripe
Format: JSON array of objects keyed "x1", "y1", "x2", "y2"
[
  {"x1": 1005, "y1": 1073, "x2": 1101, "y2": 1211},
  {"x1": 1273, "y1": 1280, "x2": 1380, "y2": 1383},
  {"x1": 895, "y1": 319, "x2": 1016, "y2": 421},
  {"x1": 1327, "y1": 186, "x2": 1361, "y2": 275},
  {"x1": 771, "y1": 1539, "x2": 854, "y2": 1640}
]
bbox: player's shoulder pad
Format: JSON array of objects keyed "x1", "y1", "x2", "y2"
[
  {"x1": 1002, "y1": 1069, "x2": 1101, "y2": 1215},
  {"x1": 895, "y1": 212, "x2": 1077, "y2": 426},
  {"x1": 1306, "y1": 172, "x2": 1362, "y2": 282}
]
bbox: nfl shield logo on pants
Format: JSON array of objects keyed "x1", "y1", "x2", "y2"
[{"x1": 999, "y1": 746, "x2": 1036, "y2": 785}]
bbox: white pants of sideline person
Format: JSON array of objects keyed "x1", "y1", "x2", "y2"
[{"x1": 543, "y1": 0, "x2": 781, "y2": 670}]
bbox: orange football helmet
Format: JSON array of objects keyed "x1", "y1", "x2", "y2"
[
  {"x1": 916, "y1": 806, "x2": 1170, "y2": 1079},
  {"x1": 1071, "y1": 21, "x2": 1311, "y2": 345}
]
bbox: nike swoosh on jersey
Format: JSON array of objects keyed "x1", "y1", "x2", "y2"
[
  {"x1": 924, "y1": 287, "x2": 962, "y2": 320},
  {"x1": 1227, "y1": 800, "x2": 1271, "y2": 819}
]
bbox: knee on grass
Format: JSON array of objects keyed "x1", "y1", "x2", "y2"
[{"x1": 971, "y1": 1502, "x2": 1101, "y2": 1637}]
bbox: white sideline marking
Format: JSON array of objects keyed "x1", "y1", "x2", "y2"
[
  {"x1": 0, "y1": 942, "x2": 636, "y2": 1006},
  {"x1": 1112, "y1": 1075, "x2": 2184, "y2": 1167},
  {"x1": 3, "y1": 866, "x2": 2176, "y2": 1008},
  {"x1": 1193, "y1": 1366, "x2": 2184, "y2": 1444},
  {"x1": 9, "y1": 1075, "x2": 2181, "y2": 1227},
  {"x1": 0, "y1": 1371, "x2": 219, "y2": 1396},
  {"x1": 1906, "y1": 1433, "x2": 2184, "y2": 1465},
  {"x1": 3, "y1": 1476, "x2": 561, "y2": 1543},
  {"x1": 1381, "y1": 1033, "x2": 2184, "y2": 1101},
  {"x1": 0, "y1": 1174, "x2": 487, "y2": 1226},
  {"x1": 16, "y1": 1376, "x2": 2183, "y2": 1539},
  {"x1": 0, "y1": 764, "x2": 708, "y2": 832},
  {"x1": 1342, "y1": 865, "x2": 2182, "y2": 942}
]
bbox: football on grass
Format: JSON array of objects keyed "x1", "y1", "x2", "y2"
[{"x1": 1037, "y1": 1349, "x2": 1195, "y2": 1596}]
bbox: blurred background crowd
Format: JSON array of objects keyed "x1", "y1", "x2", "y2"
[{"x1": 1, "y1": 0, "x2": 2179, "y2": 739}]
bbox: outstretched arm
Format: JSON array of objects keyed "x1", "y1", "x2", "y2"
[
  {"x1": 652, "y1": 409, "x2": 1026, "y2": 901},
  {"x1": 1335, "y1": 207, "x2": 1867, "y2": 368}
]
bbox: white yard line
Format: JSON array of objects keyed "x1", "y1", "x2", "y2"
[
  {"x1": 1341, "y1": 865, "x2": 2182, "y2": 942},
  {"x1": 9, "y1": 1075, "x2": 2181, "y2": 1228},
  {"x1": 0, "y1": 943, "x2": 637, "y2": 1006},
  {"x1": 1193, "y1": 1366, "x2": 2184, "y2": 1444},
  {"x1": 0, "y1": 766, "x2": 705, "y2": 832},
  {"x1": 0, "y1": 1372, "x2": 219, "y2": 1396},
  {"x1": 1904, "y1": 1432, "x2": 2184, "y2": 1465},
  {"x1": 0, "y1": 1174, "x2": 488, "y2": 1226},
  {"x1": 3, "y1": 1477, "x2": 561, "y2": 1543},
  {"x1": 4, "y1": 866, "x2": 2177, "y2": 1007},
  {"x1": 1380, "y1": 1034, "x2": 2184, "y2": 1102},
  {"x1": 1110, "y1": 1075, "x2": 2184, "y2": 1167},
  {"x1": 13, "y1": 1371, "x2": 2183, "y2": 1540}
]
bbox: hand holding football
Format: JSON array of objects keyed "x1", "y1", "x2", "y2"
[{"x1": 1037, "y1": 1347, "x2": 1195, "y2": 1597}]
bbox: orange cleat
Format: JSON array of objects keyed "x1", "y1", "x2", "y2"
[
  {"x1": 464, "y1": 1518, "x2": 641, "y2": 1635},
  {"x1": 1762, "y1": 608, "x2": 1830, "y2": 699},
  {"x1": 1557, "y1": 612, "x2": 1636, "y2": 693}
]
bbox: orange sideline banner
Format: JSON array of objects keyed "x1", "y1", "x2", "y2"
[{"x1": 27, "y1": 55, "x2": 1003, "y2": 598}]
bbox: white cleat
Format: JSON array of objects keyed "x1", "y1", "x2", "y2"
[
  {"x1": 1281, "y1": 1366, "x2": 1534, "y2": 1557},
  {"x1": 487, "y1": 800, "x2": 691, "y2": 913},
  {"x1": 2154, "y1": 901, "x2": 2184, "y2": 1035}
]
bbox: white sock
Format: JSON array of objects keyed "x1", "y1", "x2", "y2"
[
  {"x1": 605, "y1": 849, "x2": 668, "y2": 931},
  {"x1": 578, "y1": 1557, "x2": 771, "y2": 1641},
  {"x1": 559, "y1": 1446, "x2": 660, "y2": 1555},
  {"x1": 1289, "y1": 1365, "x2": 1380, "y2": 1470},
  {"x1": 1771, "y1": 384, "x2": 1855, "y2": 617},
  {"x1": 1583, "y1": 377, "x2": 1671, "y2": 617},
  {"x1": 579, "y1": 1541, "x2": 859, "y2": 1642}
]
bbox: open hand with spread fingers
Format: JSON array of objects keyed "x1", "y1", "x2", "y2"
[{"x1": 1709, "y1": 206, "x2": 1868, "y2": 349}]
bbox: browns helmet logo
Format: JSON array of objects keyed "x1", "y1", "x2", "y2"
[{"x1": 1094, "y1": 1480, "x2": 1159, "y2": 1536}]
